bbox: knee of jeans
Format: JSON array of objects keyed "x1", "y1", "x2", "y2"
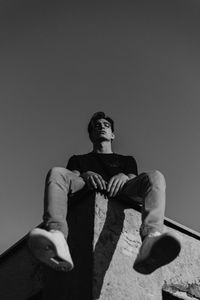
[
  {"x1": 47, "y1": 167, "x2": 73, "y2": 181},
  {"x1": 49, "y1": 166, "x2": 66, "y2": 175},
  {"x1": 146, "y1": 170, "x2": 166, "y2": 189}
]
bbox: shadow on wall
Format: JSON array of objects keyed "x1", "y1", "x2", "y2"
[
  {"x1": 162, "y1": 291, "x2": 181, "y2": 300},
  {"x1": 93, "y1": 198, "x2": 124, "y2": 299}
]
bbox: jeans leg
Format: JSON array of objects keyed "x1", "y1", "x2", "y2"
[
  {"x1": 119, "y1": 170, "x2": 166, "y2": 239},
  {"x1": 43, "y1": 167, "x2": 86, "y2": 238}
]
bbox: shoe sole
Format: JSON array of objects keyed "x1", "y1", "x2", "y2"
[
  {"x1": 133, "y1": 234, "x2": 181, "y2": 275},
  {"x1": 28, "y1": 234, "x2": 73, "y2": 272}
]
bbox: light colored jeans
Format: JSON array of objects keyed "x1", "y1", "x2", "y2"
[{"x1": 43, "y1": 168, "x2": 166, "y2": 239}]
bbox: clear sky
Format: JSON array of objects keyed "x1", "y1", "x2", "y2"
[{"x1": 1, "y1": 0, "x2": 200, "y2": 254}]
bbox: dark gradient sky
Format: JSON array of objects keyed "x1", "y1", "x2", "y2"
[{"x1": 1, "y1": 0, "x2": 200, "y2": 254}]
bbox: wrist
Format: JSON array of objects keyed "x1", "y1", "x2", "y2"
[
  {"x1": 127, "y1": 174, "x2": 136, "y2": 180},
  {"x1": 80, "y1": 171, "x2": 92, "y2": 180},
  {"x1": 119, "y1": 173, "x2": 129, "y2": 178}
]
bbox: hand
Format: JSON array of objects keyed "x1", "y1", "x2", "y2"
[
  {"x1": 81, "y1": 171, "x2": 107, "y2": 191},
  {"x1": 107, "y1": 173, "x2": 129, "y2": 197}
]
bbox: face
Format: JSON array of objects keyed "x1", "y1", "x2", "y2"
[{"x1": 91, "y1": 118, "x2": 115, "y2": 143}]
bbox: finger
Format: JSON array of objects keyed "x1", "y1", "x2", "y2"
[
  {"x1": 99, "y1": 176, "x2": 106, "y2": 190},
  {"x1": 113, "y1": 181, "x2": 124, "y2": 197},
  {"x1": 107, "y1": 177, "x2": 115, "y2": 192},
  {"x1": 96, "y1": 175, "x2": 106, "y2": 190},
  {"x1": 119, "y1": 181, "x2": 126, "y2": 192},
  {"x1": 94, "y1": 175, "x2": 104, "y2": 190},
  {"x1": 111, "y1": 180, "x2": 122, "y2": 197},
  {"x1": 100, "y1": 177, "x2": 107, "y2": 190},
  {"x1": 109, "y1": 179, "x2": 119, "y2": 197},
  {"x1": 89, "y1": 176, "x2": 98, "y2": 189}
]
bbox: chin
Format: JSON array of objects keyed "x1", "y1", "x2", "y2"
[{"x1": 97, "y1": 137, "x2": 109, "y2": 142}]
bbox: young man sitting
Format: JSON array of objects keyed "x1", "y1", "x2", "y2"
[{"x1": 28, "y1": 112, "x2": 181, "y2": 275}]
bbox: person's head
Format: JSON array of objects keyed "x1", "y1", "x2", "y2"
[{"x1": 88, "y1": 112, "x2": 115, "y2": 143}]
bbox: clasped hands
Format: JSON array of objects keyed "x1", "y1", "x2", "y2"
[{"x1": 81, "y1": 171, "x2": 130, "y2": 197}]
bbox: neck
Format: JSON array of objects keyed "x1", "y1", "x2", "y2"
[{"x1": 92, "y1": 141, "x2": 113, "y2": 154}]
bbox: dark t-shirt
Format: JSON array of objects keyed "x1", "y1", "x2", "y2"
[{"x1": 66, "y1": 152, "x2": 138, "y2": 181}]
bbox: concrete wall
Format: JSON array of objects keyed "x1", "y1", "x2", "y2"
[
  {"x1": 93, "y1": 193, "x2": 200, "y2": 300},
  {"x1": 0, "y1": 192, "x2": 200, "y2": 299}
]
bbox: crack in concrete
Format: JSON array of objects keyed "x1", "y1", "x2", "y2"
[{"x1": 163, "y1": 282, "x2": 200, "y2": 300}]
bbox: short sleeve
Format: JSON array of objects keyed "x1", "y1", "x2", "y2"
[
  {"x1": 124, "y1": 156, "x2": 138, "y2": 176},
  {"x1": 66, "y1": 155, "x2": 80, "y2": 171}
]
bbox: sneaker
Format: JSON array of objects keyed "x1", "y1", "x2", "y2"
[
  {"x1": 28, "y1": 228, "x2": 74, "y2": 272},
  {"x1": 133, "y1": 231, "x2": 181, "y2": 275}
]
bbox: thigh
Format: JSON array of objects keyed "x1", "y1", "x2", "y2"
[{"x1": 67, "y1": 170, "x2": 86, "y2": 195}]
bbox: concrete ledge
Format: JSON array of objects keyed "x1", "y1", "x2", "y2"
[
  {"x1": 0, "y1": 192, "x2": 200, "y2": 299},
  {"x1": 93, "y1": 193, "x2": 162, "y2": 300},
  {"x1": 93, "y1": 193, "x2": 200, "y2": 300}
]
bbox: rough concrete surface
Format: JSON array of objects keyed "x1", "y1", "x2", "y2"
[
  {"x1": 93, "y1": 193, "x2": 200, "y2": 300},
  {"x1": 1, "y1": 192, "x2": 200, "y2": 300}
]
